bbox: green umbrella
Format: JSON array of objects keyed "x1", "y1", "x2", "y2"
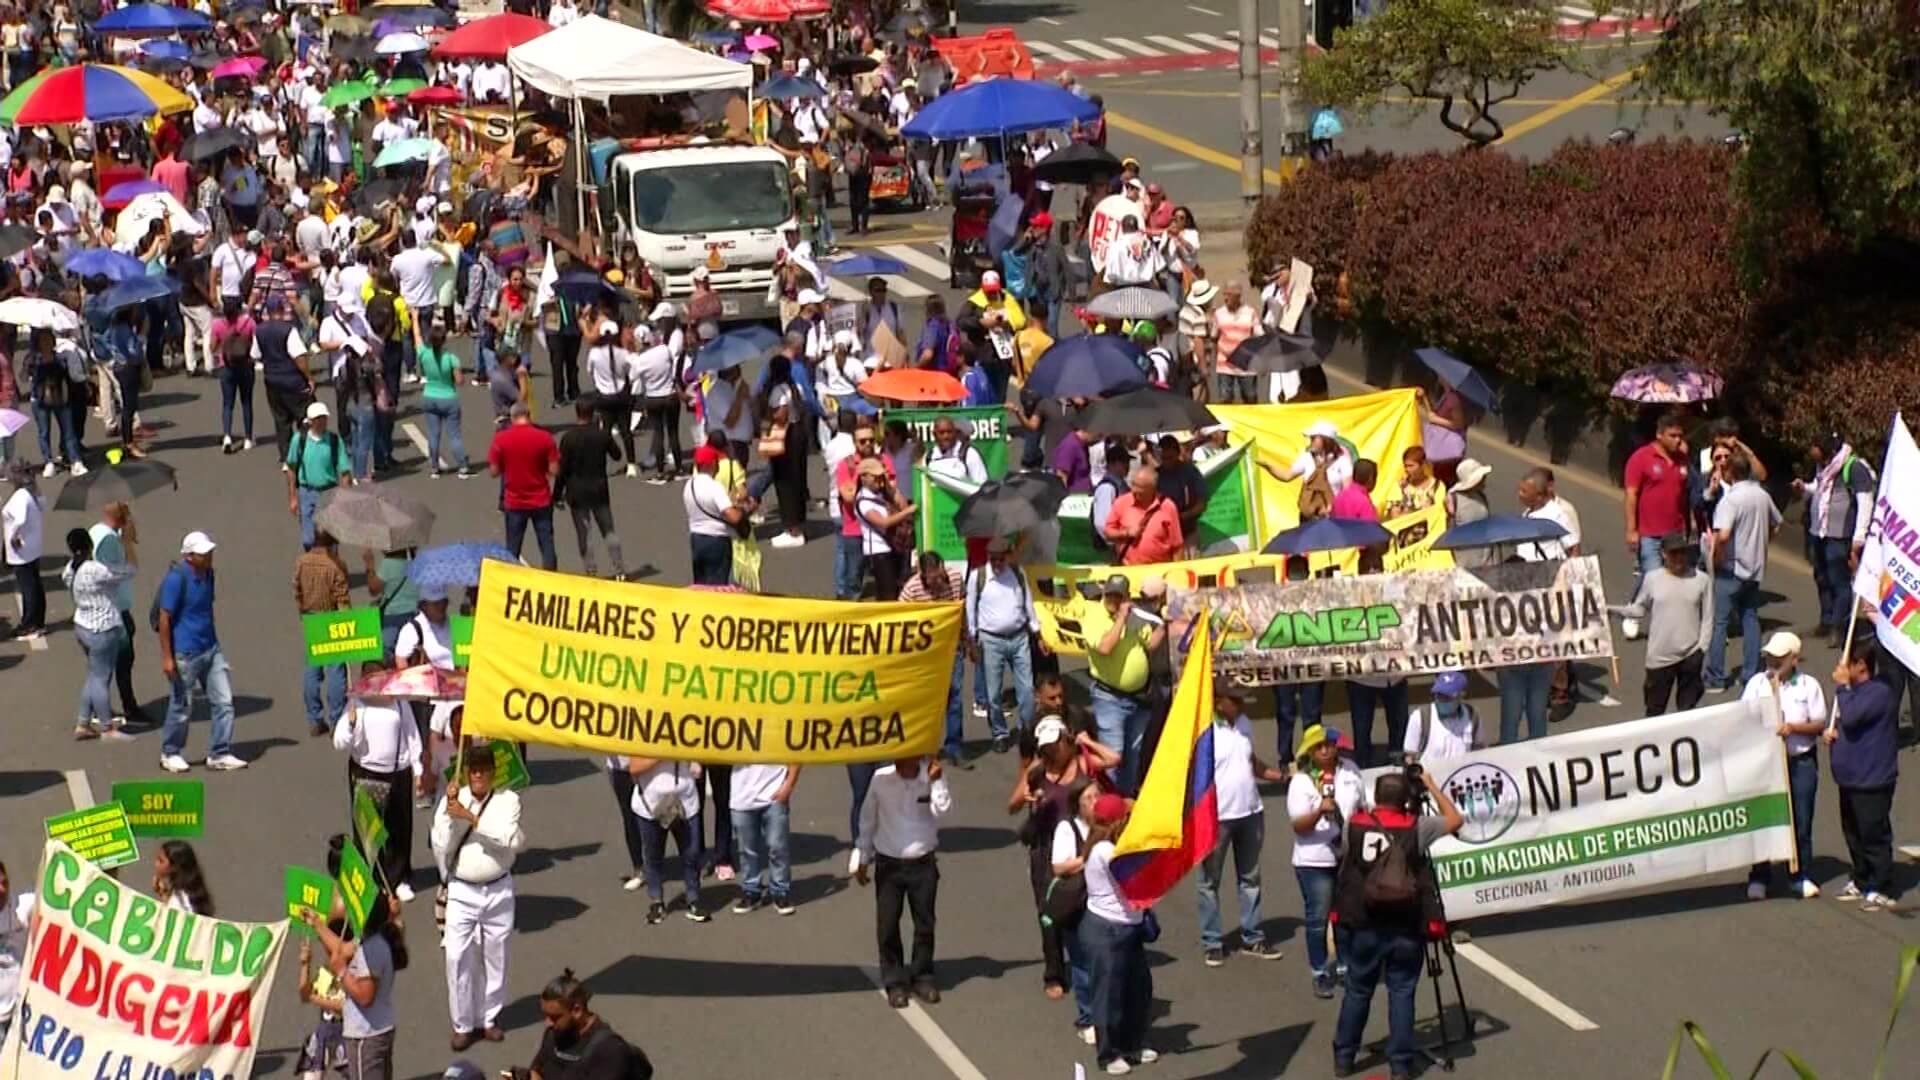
[
  {"x1": 321, "y1": 79, "x2": 378, "y2": 108},
  {"x1": 373, "y1": 136, "x2": 440, "y2": 169},
  {"x1": 374, "y1": 77, "x2": 427, "y2": 99}
]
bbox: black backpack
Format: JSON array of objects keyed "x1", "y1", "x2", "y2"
[
  {"x1": 1351, "y1": 815, "x2": 1423, "y2": 916},
  {"x1": 366, "y1": 289, "x2": 400, "y2": 341}
]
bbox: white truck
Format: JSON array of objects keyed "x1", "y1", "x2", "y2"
[{"x1": 604, "y1": 144, "x2": 796, "y2": 323}]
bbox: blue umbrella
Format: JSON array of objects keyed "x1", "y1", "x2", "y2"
[
  {"x1": 1025, "y1": 335, "x2": 1150, "y2": 399},
  {"x1": 692, "y1": 30, "x2": 741, "y2": 46},
  {"x1": 758, "y1": 73, "x2": 826, "y2": 101},
  {"x1": 137, "y1": 39, "x2": 193, "y2": 62},
  {"x1": 102, "y1": 178, "x2": 167, "y2": 206},
  {"x1": 96, "y1": 275, "x2": 179, "y2": 312},
  {"x1": 554, "y1": 269, "x2": 620, "y2": 306},
  {"x1": 987, "y1": 193, "x2": 1025, "y2": 261},
  {"x1": 1433, "y1": 514, "x2": 1567, "y2": 552},
  {"x1": 95, "y1": 3, "x2": 212, "y2": 35},
  {"x1": 411, "y1": 542, "x2": 521, "y2": 590},
  {"x1": 1262, "y1": 517, "x2": 1394, "y2": 556},
  {"x1": 1415, "y1": 347, "x2": 1499, "y2": 414},
  {"x1": 63, "y1": 248, "x2": 147, "y2": 283},
  {"x1": 826, "y1": 253, "x2": 910, "y2": 277},
  {"x1": 902, "y1": 78, "x2": 1101, "y2": 140},
  {"x1": 688, "y1": 326, "x2": 782, "y2": 377}
]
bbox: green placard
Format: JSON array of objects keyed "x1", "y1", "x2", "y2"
[
  {"x1": 442, "y1": 738, "x2": 531, "y2": 791},
  {"x1": 110, "y1": 779, "x2": 205, "y2": 838},
  {"x1": 450, "y1": 615, "x2": 474, "y2": 668},
  {"x1": 894, "y1": 405, "x2": 1011, "y2": 554},
  {"x1": 303, "y1": 606, "x2": 384, "y2": 667},
  {"x1": 285, "y1": 866, "x2": 335, "y2": 937},
  {"x1": 352, "y1": 786, "x2": 389, "y2": 859},
  {"x1": 335, "y1": 837, "x2": 378, "y2": 935},
  {"x1": 45, "y1": 802, "x2": 139, "y2": 869}
]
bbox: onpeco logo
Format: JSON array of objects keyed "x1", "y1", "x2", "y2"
[{"x1": 1442, "y1": 761, "x2": 1522, "y2": 845}]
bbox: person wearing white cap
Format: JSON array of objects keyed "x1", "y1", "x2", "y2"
[
  {"x1": 583, "y1": 318, "x2": 639, "y2": 470},
  {"x1": 157, "y1": 531, "x2": 245, "y2": 773},
  {"x1": 1742, "y1": 631, "x2": 1826, "y2": 900},
  {"x1": 772, "y1": 225, "x2": 823, "y2": 323},
  {"x1": 1442, "y1": 458, "x2": 1493, "y2": 568},
  {"x1": 1258, "y1": 420, "x2": 1352, "y2": 502},
  {"x1": 630, "y1": 312, "x2": 683, "y2": 483},
  {"x1": 818, "y1": 328, "x2": 873, "y2": 418},
  {"x1": 286, "y1": 401, "x2": 353, "y2": 549}
]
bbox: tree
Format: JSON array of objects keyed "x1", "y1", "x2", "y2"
[
  {"x1": 1642, "y1": 0, "x2": 1920, "y2": 257},
  {"x1": 1298, "y1": 0, "x2": 1572, "y2": 147}
]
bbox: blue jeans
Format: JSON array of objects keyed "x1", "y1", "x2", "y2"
[
  {"x1": 421, "y1": 396, "x2": 469, "y2": 471},
  {"x1": 1080, "y1": 915, "x2": 1152, "y2": 1067},
  {"x1": 218, "y1": 363, "x2": 255, "y2": 439},
  {"x1": 33, "y1": 400, "x2": 82, "y2": 463},
  {"x1": 941, "y1": 651, "x2": 966, "y2": 760},
  {"x1": 297, "y1": 486, "x2": 327, "y2": 549},
  {"x1": 1294, "y1": 865, "x2": 1338, "y2": 975},
  {"x1": 731, "y1": 801, "x2": 792, "y2": 901},
  {"x1": 1197, "y1": 813, "x2": 1265, "y2": 949},
  {"x1": 833, "y1": 534, "x2": 864, "y2": 599},
  {"x1": 345, "y1": 402, "x2": 375, "y2": 480},
  {"x1": 979, "y1": 631, "x2": 1034, "y2": 740},
  {"x1": 846, "y1": 762, "x2": 880, "y2": 845},
  {"x1": 1630, "y1": 534, "x2": 1666, "y2": 601},
  {"x1": 1271, "y1": 682, "x2": 1324, "y2": 761},
  {"x1": 1752, "y1": 751, "x2": 1819, "y2": 887},
  {"x1": 304, "y1": 662, "x2": 347, "y2": 729},
  {"x1": 637, "y1": 812, "x2": 703, "y2": 903},
  {"x1": 504, "y1": 506, "x2": 558, "y2": 570},
  {"x1": 474, "y1": 325, "x2": 497, "y2": 381},
  {"x1": 1498, "y1": 662, "x2": 1553, "y2": 743},
  {"x1": 1064, "y1": 909, "x2": 1093, "y2": 1028},
  {"x1": 1707, "y1": 573, "x2": 1763, "y2": 689},
  {"x1": 75, "y1": 624, "x2": 123, "y2": 727},
  {"x1": 1333, "y1": 927, "x2": 1424, "y2": 1075},
  {"x1": 1092, "y1": 683, "x2": 1151, "y2": 795},
  {"x1": 1812, "y1": 537, "x2": 1853, "y2": 630},
  {"x1": 162, "y1": 647, "x2": 235, "y2": 758},
  {"x1": 1346, "y1": 680, "x2": 1409, "y2": 767}
]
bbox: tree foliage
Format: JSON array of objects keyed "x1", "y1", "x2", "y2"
[
  {"x1": 1298, "y1": 0, "x2": 1572, "y2": 147},
  {"x1": 1643, "y1": 0, "x2": 1920, "y2": 256}
]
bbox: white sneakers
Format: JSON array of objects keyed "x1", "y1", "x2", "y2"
[
  {"x1": 205, "y1": 753, "x2": 248, "y2": 771},
  {"x1": 160, "y1": 754, "x2": 190, "y2": 773},
  {"x1": 1078, "y1": 1026, "x2": 1096, "y2": 1046},
  {"x1": 1836, "y1": 881, "x2": 1864, "y2": 901},
  {"x1": 1746, "y1": 881, "x2": 1766, "y2": 901},
  {"x1": 622, "y1": 876, "x2": 644, "y2": 893},
  {"x1": 1797, "y1": 880, "x2": 1820, "y2": 899},
  {"x1": 71, "y1": 461, "x2": 88, "y2": 476},
  {"x1": 1105, "y1": 1061, "x2": 1131, "y2": 1076},
  {"x1": 770, "y1": 533, "x2": 805, "y2": 549},
  {"x1": 41, "y1": 462, "x2": 56, "y2": 478},
  {"x1": 625, "y1": 464, "x2": 640, "y2": 478},
  {"x1": 395, "y1": 883, "x2": 416, "y2": 903},
  {"x1": 242, "y1": 438, "x2": 255, "y2": 451}
]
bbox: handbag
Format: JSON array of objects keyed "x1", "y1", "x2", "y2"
[
  {"x1": 434, "y1": 789, "x2": 494, "y2": 932},
  {"x1": 646, "y1": 763, "x2": 686, "y2": 825},
  {"x1": 1039, "y1": 819, "x2": 1087, "y2": 931},
  {"x1": 757, "y1": 422, "x2": 788, "y2": 459}
]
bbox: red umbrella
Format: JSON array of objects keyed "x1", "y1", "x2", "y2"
[
  {"x1": 408, "y1": 85, "x2": 464, "y2": 106},
  {"x1": 710, "y1": 0, "x2": 830, "y2": 22},
  {"x1": 429, "y1": 12, "x2": 551, "y2": 59}
]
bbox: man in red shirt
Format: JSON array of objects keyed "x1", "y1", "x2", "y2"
[
  {"x1": 488, "y1": 403, "x2": 561, "y2": 570},
  {"x1": 1103, "y1": 466, "x2": 1183, "y2": 565},
  {"x1": 1622, "y1": 413, "x2": 1691, "y2": 611}
]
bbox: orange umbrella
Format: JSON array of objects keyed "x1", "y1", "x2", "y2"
[{"x1": 859, "y1": 368, "x2": 967, "y2": 404}]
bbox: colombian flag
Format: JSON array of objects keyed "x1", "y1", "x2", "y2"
[{"x1": 1112, "y1": 611, "x2": 1220, "y2": 910}]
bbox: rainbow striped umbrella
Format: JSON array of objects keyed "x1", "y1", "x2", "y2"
[{"x1": 0, "y1": 64, "x2": 192, "y2": 124}]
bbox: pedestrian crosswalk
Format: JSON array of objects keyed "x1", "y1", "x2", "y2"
[{"x1": 821, "y1": 243, "x2": 950, "y2": 303}]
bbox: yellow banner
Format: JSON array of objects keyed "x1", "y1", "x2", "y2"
[
  {"x1": 1307, "y1": 504, "x2": 1456, "y2": 576},
  {"x1": 462, "y1": 563, "x2": 964, "y2": 764},
  {"x1": 1026, "y1": 552, "x2": 1288, "y2": 655},
  {"x1": 1213, "y1": 388, "x2": 1427, "y2": 540}
]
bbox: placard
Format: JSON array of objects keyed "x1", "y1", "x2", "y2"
[
  {"x1": 111, "y1": 779, "x2": 206, "y2": 838},
  {"x1": 44, "y1": 802, "x2": 139, "y2": 869}
]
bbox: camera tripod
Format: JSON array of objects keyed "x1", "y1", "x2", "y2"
[{"x1": 1410, "y1": 770, "x2": 1476, "y2": 1071}]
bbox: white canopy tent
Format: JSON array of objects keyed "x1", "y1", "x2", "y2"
[{"x1": 506, "y1": 14, "x2": 752, "y2": 101}]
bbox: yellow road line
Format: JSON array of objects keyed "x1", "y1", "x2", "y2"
[
  {"x1": 1494, "y1": 67, "x2": 1639, "y2": 145},
  {"x1": 1105, "y1": 110, "x2": 1296, "y2": 186}
]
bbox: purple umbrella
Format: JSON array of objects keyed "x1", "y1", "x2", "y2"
[
  {"x1": 102, "y1": 178, "x2": 166, "y2": 209},
  {"x1": 1609, "y1": 363, "x2": 1723, "y2": 405}
]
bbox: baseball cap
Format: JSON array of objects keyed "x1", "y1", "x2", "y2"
[
  {"x1": 1102, "y1": 574, "x2": 1130, "y2": 596},
  {"x1": 692, "y1": 265, "x2": 711, "y2": 280},
  {"x1": 598, "y1": 319, "x2": 619, "y2": 336},
  {"x1": 1138, "y1": 576, "x2": 1166, "y2": 600},
  {"x1": 694, "y1": 445, "x2": 723, "y2": 469},
  {"x1": 1031, "y1": 210, "x2": 1053, "y2": 229},
  {"x1": 981, "y1": 270, "x2": 1002, "y2": 292},
  {"x1": 649, "y1": 301, "x2": 678, "y2": 321},
  {"x1": 180, "y1": 531, "x2": 217, "y2": 556},
  {"x1": 246, "y1": 229, "x2": 263, "y2": 245},
  {"x1": 305, "y1": 401, "x2": 331, "y2": 421},
  {"x1": 1433, "y1": 670, "x2": 1468, "y2": 698},
  {"x1": 796, "y1": 287, "x2": 825, "y2": 305},
  {"x1": 1305, "y1": 420, "x2": 1339, "y2": 439},
  {"x1": 1034, "y1": 716, "x2": 1069, "y2": 747},
  {"x1": 1092, "y1": 793, "x2": 1129, "y2": 825},
  {"x1": 1761, "y1": 631, "x2": 1802, "y2": 658}
]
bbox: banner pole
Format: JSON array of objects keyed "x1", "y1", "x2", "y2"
[{"x1": 1826, "y1": 601, "x2": 1863, "y2": 735}]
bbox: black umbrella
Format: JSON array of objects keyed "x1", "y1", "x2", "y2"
[
  {"x1": 53, "y1": 460, "x2": 178, "y2": 512},
  {"x1": 0, "y1": 224, "x2": 37, "y2": 261},
  {"x1": 1076, "y1": 388, "x2": 1216, "y2": 436},
  {"x1": 1034, "y1": 142, "x2": 1122, "y2": 186},
  {"x1": 1001, "y1": 470, "x2": 1068, "y2": 517},
  {"x1": 952, "y1": 471, "x2": 1068, "y2": 539},
  {"x1": 187, "y1": 49, "x2": 223, "y2": 70},
  {"x1": 827, "y1": 53, "x2": 880, "y2": 76},
  {"x1": 181, "y1": 127, "x2": 250, "y2": 162},
  {"x1": 1229, "y1": 332, "x2": 1324, "y2": 377},
  {"x1": 353, "y1": 178, "x2": 406, "y2": 211},
  {"x1": 555, "y1": 269, "x2": 621, "y2": 307},
  {"x1": 1261, "y1": 517, "x2": 1392, "y2": 555}
]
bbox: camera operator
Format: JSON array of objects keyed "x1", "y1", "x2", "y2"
[{"x1": 1330, "y1": 767, "x2": 1463, "y2": 1080}]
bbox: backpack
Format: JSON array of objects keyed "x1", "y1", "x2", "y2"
[
  {"x1": 221, "y1": 324, "x2": 253, "y2": 370},
  {"x1": 291, "y1": 430, "x2": 345, "y2": 483},
  {"x1": 969, "y1": 562, "x2": 1031, "y2": 637},
  {"x1": 1039, "y1": 818, "x2": 1087, "y2": 931},
  {"x1": 1415, "y1": 703, "x2": 1479, "y2": 756},
  {"x1": 147, "y1": 561, "x2": 211, "y2": 633},
  {"x1": 365, "y1": 288, "x2": 400, "y2": 341},
  {"x1": 1352, "y1": 814, "x2": 1423, "y2": 916},
  {"x1": 1297, "y1": 462, "x2": 1334, "y2": 521},
  {"x1": 1000, "y1": 247, "x2": 1032, "y2": 300}
]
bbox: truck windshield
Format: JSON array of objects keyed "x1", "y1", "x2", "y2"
[{"x1": 627, "y1": 161, "x2": 790, "y2": 234}]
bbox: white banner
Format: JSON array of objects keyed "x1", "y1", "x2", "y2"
[
  {"x1": 1403, "y1": 700, "x2": 1791, "y2": 920},
  {"x1": 1853, "y1": 413, "x2": 1920, "y2": 675},
  {"x1": 1, "y1": 840, "x2": 288, "y2": 1079}
]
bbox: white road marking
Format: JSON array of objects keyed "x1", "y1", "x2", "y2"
[
  {"x1": 1038, "y1": 15, "x2": 1063, "y2": 25},
  {"x1": 877, "y1": 244, "x2": 956, "y2": 283},
  {"x1": 826, "y1": 278, "x2": 867, "y2": 303},
  {"x1": 1187, "y1": 3, "x2": 1224, "y2": 14},
  {"x1": 1024, "y1": 40, "x2": 1083, "y2": 62},
  {"x1": 1455, "y1": 943, "x2": 1601, "y2": 1031},
  {"x1": 1188, "y1": 31, "x2": 1239, "y2": 51},
  {"x1": 1064, "y1": 38, "x2": 1127, "y2": 60},
  {"x1": 1259, "y1": 32, "x2": 1282, "y2": 48},
  {"x1": 1145, "y1": 34, "x2": 1210, "y2": 54},
  {"x1": 30, "y1": 633, "x2": 47, "y2": 651},
  {"x1": 1107, "y1": 37, "x2": 1167, "y2": 57},
  {"x1": 63, "y1": 768, "x2": 96, "y2": 809},
  {"x1": 862, "y1": 967, "x2": 990, "y2": 1080},
  {"x1": 1901, "y1": 844, "x2": 1920, "y2": 862},
  {"x1": 401, "y1": 420, "x2": 430, "y2": 459},
  {"x1": 1152, "y1": 161, "x2": 1203, "y2": 172}
]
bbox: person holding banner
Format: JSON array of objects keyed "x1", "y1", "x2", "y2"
[
  {"x1": 629, "y1": 756, "x2": 708, "y2": 925},
  {"x1": 1742, "y1": 632, "x2": 1827, "y2": 900},
  {"x1": 296, "y1": 530, "x2": 354, "y2": 736},
  {"x1": 302, "y1": 893, "x2": 408, "y2": 1080},
  {"x1": 967, "y1": 537, "x2": 1043, "y2": 753},
  {"x1": 433, "y1": 745, "x2": 527, "y2": 1050},
  {"x1": 1827, "y1": 637, "x2": 1901, "y2": 911},
  {"x1": 154, "y1": 839, "x2": 216, "y2": 915}
]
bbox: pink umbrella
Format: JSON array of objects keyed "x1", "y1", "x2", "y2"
[
  {"x1": 743, "y1": 32, "x2": 779, "y2": 51},
  {"x1": 351, "y1": 664, "x2": 466, "y2": 701},
  {"x1": 210, "y1": 55, "x2": 267, "y2": 80}
]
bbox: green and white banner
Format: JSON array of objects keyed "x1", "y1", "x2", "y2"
[
  {"x1": 920, "y1": 443, "x2": 1256, "y2": 564},
  {"x1": 1400, "y1": 699, "x2": 1792, "y2": 920}
]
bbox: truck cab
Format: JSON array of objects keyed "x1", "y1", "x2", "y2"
[{"x1": 606, "y1": 144, "x2": 795, "y2": 323}]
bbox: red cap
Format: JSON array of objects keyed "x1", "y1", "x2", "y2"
[
  {"x1": 694, "y1": 445, "x2": 723, "y2": 469},
  {"x1": 1092, "y1": 793, "x2": 1130, "y2": 825},
  {"x1": 1031, "y1": 211, "x2": 1053, "y2": 229}
]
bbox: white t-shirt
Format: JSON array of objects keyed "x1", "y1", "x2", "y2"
[
  {"x1": 2, "y1": 489, "x2": 43, "y2": 566},
  {"x1": 685, "y1": 473, "x2": 735, "y2": 538},
  {"x1": 1291, "y1": 447, "x2": 1352, "y2": 494},
  {"x1": 471, "y1": 63, "x2": 511, "y2": 103},
  {"x1": 211, "y1": 240, "x2": 251, "y2": 297},
  {"x1": 730, "y1": 763, "x2": 789, "y2": 811},
  {"x1": 631, "y1": 344, "x2": 677, "y2": 398},
  {"x1": 1079, "y1": 839, "x2": 1141, "y2": 926},
  {"x1": 391, "y1": 247, "x2": 445, "y2": 310},
  {"x1": 0, "y1": 889, "x2": 35, "y2": 1016},
  {"x1": 629, "y1": 760, "x2": 699, "y2": 822},
  {"x1": 295, "y1": 215, "x2": 329, "y2": 259},
  {"x1": 395, "y1": 612, "x2": 455, "y2": 670},
  {"x1": 703, "y1": 378, "x2": 754, "y2": 442},
  {"x1": 818, "y1": 352, "x2": 868, "y2": 397},
  {"x1": 1741, "y1": 670, "x2": 1828, "y2": 757},
  {"x1": 1521, "y1": 496, "x2": 1582, "y2": 561},
  {"x1": 1286, "y1": 764, "x2": 1365, "y2": 868},
  {"x1": 1403, "y1": 703, "x2": 1481, "y2": 762},
  {"x1": 585, "y1": 345, "x2": 633, "y2": 396},
  {"x1": 370, "y1": 118, "x2": 407, "y2": 154},
  {"x1": 926, "y1": 443, "x2": 987, "y2": 485},
  {"x1": 1211, "y1": 715, "x2": 1262, "y2": 822},
  {"x1": 244, "y1": 107, "x2": 281, "y2": 158},
  {"x1": 855, "y1": 487, "x2": 893, "y2": 556}
]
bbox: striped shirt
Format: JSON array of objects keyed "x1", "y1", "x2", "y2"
[
  {"x1": 897, "y1": 566, "x2": 962, "y2": 604},
  {"x1": 62, "y1": 559, "x2": 134, "y2": 635}
]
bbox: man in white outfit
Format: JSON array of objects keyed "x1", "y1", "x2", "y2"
[{"x1": 431, "y1": 744, "x2": 525, "y2": 1051}]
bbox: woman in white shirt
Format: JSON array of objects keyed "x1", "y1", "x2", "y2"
[
  {"x1": 335, "y1": 659, "x2": 426, "y2": 901},
  {"x1": 1287, "y1": 724, "x2": 1365, "y2": 999},
  {"x1": 1049, "y1": 779, "x2": 1101, "y2": 1044},
  {"x1": 61, "y1": 527, "x2": 136, "y2": 740},
  {"x1": 818, "y1": 329, "x2": 871, "y2": 415},
  {"x1": 855, "y1": 458, "x2": 915, "y2": 600},
  {"x1": 395, "y1": 584, "x2": 456, "y2": 671},
  {"x1": 628, "y1": 757, "x2": 707, "y2": 925},
  {"x1": 1071, "y1": 792, "x2": 1158, "y2": 1075},
  {"x1": 154, "y1": 840, "x2": 214, "y2": 916}
]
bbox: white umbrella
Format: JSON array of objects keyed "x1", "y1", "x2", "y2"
[
  {"x1": 0, "y1": 297, "x2": 81, "y2": 333},
  {"x1": 115, "y1": 192, "x2": 203, "y2": 248},
  {"x1": 375, "y1": 32, "x2": 430, "y2": 55}
]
